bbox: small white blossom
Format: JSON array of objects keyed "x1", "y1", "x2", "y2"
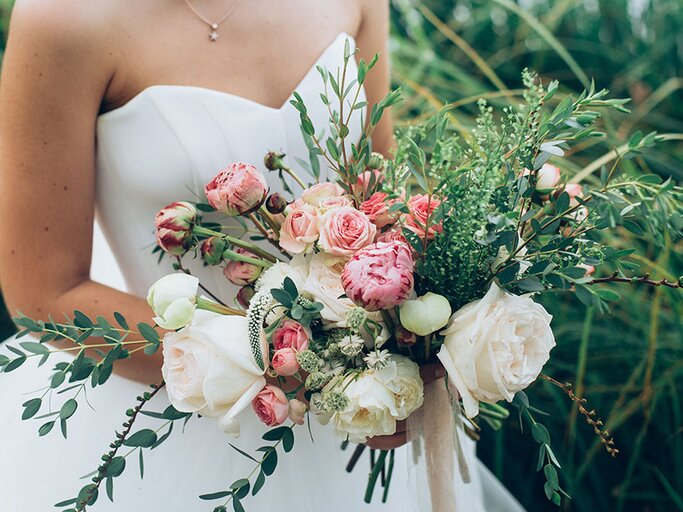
[{"x1": 364, "y1": 349, "x2": 391, "y2": 370}]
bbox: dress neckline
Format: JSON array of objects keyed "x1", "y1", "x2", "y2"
[{"x1": 99, "y1": 32, "x2": 353, "y2": 120}]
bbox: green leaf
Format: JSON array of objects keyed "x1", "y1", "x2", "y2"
[
  {"x1": 59, "y1": 399, "x2": 78, "y2": 420},
  {"x1": 231, "y1": 479, "x2": 250, "y2": 500},
  {"x1": 622, "y1": 219, "x2": 644, "y2": 235},
  {"x1": 113, "y1": 312, "x2": 129, "y2": 330},
  {"x1": 137, "y1": 323, "x2": 160, "y2": 344},
  {"x1": 532, "y1": 423, "x2": 550, "y2": 444},
  {"x1": 19, "y1": 341, "x2": 49, "y2": 355},
  {"x1": 261, "y1": 450, "x2": 278, "y2": 476},
  {"x1": 162, "y1": 405, "x2": 191, "y2": 421},
  {"x1": 270, "y1": 289, "x2": 293, "y2": 308},
  {"x1": 229, "y1": 443, "x2": 258, "y2": 463},
  {"x1": 544, "y1": 464, "x2": 559, "y2": 489},
  {"x1": 574, "y1": 284, "x2": 595, "y2": 308},
  {"x1": 73, "y1": 310, "x2": 93, "y2": 329},
  {"x1": 233, "y1": 498, "x2": 246, "y2": 512},
  {"x1": 282, "y1": 277, "x2": 298, "y2": 298},
  {"x1": 139, "y1": 448, "x2": 145, "y2": 479},
  {"x1": 596, "y1": 288, "x2": 621, "y2": 302},
  {"x1": 252, "y1": 470, "x2": 266, "y2": 496},
  {"x1": 199, "y1": 490, "x2": 232, "y2": 501},
  {"x1": 123, "y1": 429, "x2": 158, "y2": 448},
  {"x1": 106, "y1": 475, "x2": 114, "y2": 502},
  {"x1": 106, "y1": 456, "x2": 126, "y2": 477},
  {"x1": 22, "y1": 398, "x2": 42, "y2": 420},
  {"x1": 262, "y1": 426, "x2": 290, "y2": 441},
  {"x1": 38, "y1": 420, "x2": 55, "y2": 436},
  {"x1": 282, "y1": 428, "x2": 295, "y2": 453}
]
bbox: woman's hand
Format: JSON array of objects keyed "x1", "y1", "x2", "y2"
[{"x1": 364, "y1": 362, "x2": 446, "y2": 450}]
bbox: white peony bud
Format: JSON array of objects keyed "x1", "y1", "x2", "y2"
[
  {"x1": 399, "y1": 292, "x2": 452, "y2": 336},
  {"x1": 147, "y1": 273, "x2": 200, "y2": 330},
  {"x1": 438, "y1": 282, "x2": 555, "y2": 418}
]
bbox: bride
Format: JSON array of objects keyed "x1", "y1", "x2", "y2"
[{"x1": 0, "y1": 0, "x2": 524, "y2": 510}]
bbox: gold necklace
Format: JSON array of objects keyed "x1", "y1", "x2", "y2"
[{"x1": 183, "y1": 0, "x2": 244, "y2": 42}]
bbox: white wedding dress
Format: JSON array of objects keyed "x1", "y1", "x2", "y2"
[{"x1": 0, "y1": 33, "x2": 525, "y2": 512}]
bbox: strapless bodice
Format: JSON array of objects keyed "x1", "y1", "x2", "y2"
[{"x1": 93, "y1": 32, "x2": 364, "y2": 299}]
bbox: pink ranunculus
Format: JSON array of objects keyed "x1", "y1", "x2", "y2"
[
  {"x1": 154, "y1": 201, "x2": 197, "y2": 256},
  {"x1": 271, "y1": 348, "x2": 300, "y2": 376},
  {"x1": 252, "y1": 385, "x2": 289, "y2": 427},
  {"x1": 377, "y1": 225, "x2": 408, "y2": 245},
  {"x1": 223, "y1": 247, "x2": 263, "y2": 286},
  {"x1": 272, "y1": 318, "x2": 310, "y2": 351},
  {"x1": 301, "y1": 182, "x2": 344, "y2": 207},
  {"x1": 288, "y1": 399, "x2": 307, "y2": 425},
  {"x1": 341, "y1": 241, "x2": 415, "y2": 311},
  {"x1": 318, "y1": 206, "x2": 377, "y2": 257},
  {"x1": 279, "y1": 205, "x2": 319, "y2": 254},
  {"x1": 405, "y1": 194, "x2": 443, "y2": 240},
  {"x1": 352, "y1": 169, "x2": 384, "y2": 199},
  {"x1": 536, "y1": 164, "x2": 561, "y2": 192},
  {"x1": 204, "y1": 162, "x2": 268, "y2": 216},
  {"x1": 360, "y1": 192, "x2": 399, "y2": 228}
]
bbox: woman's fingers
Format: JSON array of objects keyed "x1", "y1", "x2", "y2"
[{"x1": 420, "y1": 362, "x2": 446, "y2": 385}]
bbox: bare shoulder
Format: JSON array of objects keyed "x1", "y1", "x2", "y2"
[{"x1": 359, "y1": 0, "x2": 389, "y2": 20}]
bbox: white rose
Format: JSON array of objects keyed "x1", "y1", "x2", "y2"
[
  {"x1": 329, "y1": 372, "x2": 398, "y2": 443},
  {"x1": 147, "y1": 273, "x2": 199, "y2": 330},
  {"x1": 375, "y1": 355, "x2": 424, "y2": 420},
  {"x1": 161, "y1": 311, "x2": 266, "y2": 436},
  {"x1": 399, "y1": 292, "x2": 452, "y2": 336},
  {"x1": 438, "y1": 282, "x2": 555, "y2": 418},
  {"x1": 302, "y1": 254, "x2": 355, "y2": 328},
  {"x1": 254, "y1": 255, "x2": 308, "y2": 294}
]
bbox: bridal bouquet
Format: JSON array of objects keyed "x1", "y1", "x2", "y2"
[{"x1": 3, "y1": 45, "x2": 682, "y2": 512}]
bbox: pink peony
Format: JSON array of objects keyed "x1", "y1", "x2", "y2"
[
  {"x1": 288, "y1": 399, "x2": 307, "y2": 425},
  {"x1": 279, "y1": 205, "x2": 319, "y2": 254},
  {"x1": 154, "y1": 201, "x2": 197, "y2": 256},
  {"x1": 271, "y1": 348, "x2": 300, "y2": 376},
  {"x1": 223, "y1": 247, "x2": 263, "y2": 286},
  {"x1": 204, "y1": 162, "x2": 268, "y2": 216},
  {"x1": 405, "y1": 194, "x2": 443, "y2": 240},
  {"x1": 301, "y1": 182, "x2": 344, "y2": 207},
  {"x1": 341, "y1": 241, "x2": 415, "y2": 311},
  {"x1": 252, "y1": 385, "x2": 289, "y2": 427},
  {"x1": 536, "y1": 164, "x2": 561, "y2": 192},
  {"x1": 352, "y1": 169, "x2": 384, "y2": 199},
  {"x1": 318, "y1": 206, "x2": 377, "y2": 257},
  {"x1": 360, "y1": 192, "x2": 399, "y2": 228},
  {"x1": 272, "y1": 318, "x2": 310, "y2": 351}
]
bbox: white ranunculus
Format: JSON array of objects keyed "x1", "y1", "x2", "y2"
[
  {"x1": 399, "y1": 292, "x2": 452, "y2": 336},
  {"x1": 147, "y1": 273, "x2": 199, "y2": 330},
  {"x1": 329, "y1": 372, "x2": 398, "y2": 443},
  {"x1": 302, "y1": 254, "x2": 355, "y2": 328},
  {"x1": 438, "y1": 282, "x2": 555, "y2": 418},
  {"x1": 161, "y1": 311, "x2": 266, "y2": 436},
  {"x1": 375, "y1": 355, "x2": 424, "y2": 420}
]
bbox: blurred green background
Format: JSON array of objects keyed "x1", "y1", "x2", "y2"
[{"x1": 1, "y1": 0, "x2": 681, "y2": 510}]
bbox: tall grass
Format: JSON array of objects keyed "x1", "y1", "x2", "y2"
[{"x1": 390, "y1": 1, "x2": 683, "y2": 510}]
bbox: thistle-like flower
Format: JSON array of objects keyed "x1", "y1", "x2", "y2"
[
  {"x1": 363, "y1": 349, "x2": 391, "y2": 370},
  {"x1": 338, "y1": 334, "x2": 365, "y2": 358}
]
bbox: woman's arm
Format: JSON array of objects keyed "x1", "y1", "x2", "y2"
[
  {"x1": 355, "y1": 0, "x2": 395, "y2": 158},
  {"x1": 0, "y1": 0, "x2": 162, "y2": 383}
]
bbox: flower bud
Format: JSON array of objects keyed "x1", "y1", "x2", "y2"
[
  {"x1": 265, "y1": 193, "x2": 288, "y2": 215},
  {"x1": 399, "y1": 292, "x2": 452, "y2": 336},
  {"x1": 236, "y1": 286, "x2": 255, "y2": 309},
  {"x1": 204, "y1": 162, "x2": 268, "y2": 216},
  {"x1": 368, "y1": 152, "x2": 387, "y2": 171},
  {"x1": 200, "y1": 236, "x2": 226, "y2": 266},
  {"x1": 296, "y1": 350, "x2": 321, "y2": 373},
  {"x1": 146, "y1": 273, "x2": 199, "y2": 330},
  {"x1": 154, "y1": 201, "x2": 197, "y2": 256},
  {"x1": 264, "y1": 151, "x2": 286, "y2": 171},
  {"x1": 223, "y1": 248, "x2": 264, "y2": 286},
  {"x1": 288, "y1": 399, "x2": 307, "y2": 425},
  {"x1": 536, "y1": 164, "x2": 561, "y2": 193},
  {"x1": 272, "y1": 348, "x2": 300, "y2": 376}
]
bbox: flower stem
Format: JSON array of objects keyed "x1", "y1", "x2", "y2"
[
  {"x1": 196, "y1": 297, "x2": 245, "y2": 317},
  {"x1": 223, "y1": 249, "x2": 273, "y2": 268},
  {"x1": 193, "y1": 225, "x2": 279, "y2": 263}
]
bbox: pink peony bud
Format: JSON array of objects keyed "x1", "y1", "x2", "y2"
[
  {"x1": 288, "y1": 398, "x2": 307, "y2": 425},
  {"x1": 154, "y1": 201, "x2": 197, "y2": 256},
  {"x1": 341, "y1": 241, "x2": 415, "y2": 311},
  {"x1": 264, "y1": 151, "x2": 286, "y2": 171},
  {"x1": 405, "y1": 194, "x2": 443, "y2": 240},
  {"x1": 272, "y1": 318, "x2": 310, "y2": 351},
  {"x1": 252, "y1": 385, "x2": 289, "y2": 427},
  {"x1": 272, "y1": 348, "x2": 300, "y2": 376},
  {"x1": 536, "y1": 164, "x2": 561, "y2": 192},
  {"x1": 265, "y1": 193, "x2": 288, "y2": 214},
  {"x1": 200, "y1": 236, "x2": 226, "y2": 265},
  {"x1": 223, "y1": 247, "x2": 263, "y2": 286},
  {"x1": 360, "y1": 192, "x2": 399, "y2": 228},
  {"x1": 279, "y1": 205, "x2": 319, "y2": 254},
  {"x1": 204, "y1": 162, "x2": 268, "y2": 216},
  {"x1": 318, "y1": 206, "x2": 377, "y2": 257},
  {"x1": 236, "y1": 286, "x2": 255, "y2": 309}
]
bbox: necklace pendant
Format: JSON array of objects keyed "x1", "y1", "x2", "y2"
[{"x1": 209, "y1": 30, "x2": 219, "y2": 42}]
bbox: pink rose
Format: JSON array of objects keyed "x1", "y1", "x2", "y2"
[
  {"x1": 360, "y1": 192, "x2": 399, "y2": 228},
  {"x1": 204, "y1": 162, "x2": 268, "y2": 216},
  {"x1": 341, "y1": 241, "x2": 415, "y2": 311},
  {"x1": 271, "y1": 348, "x2": 300, "y2": 376},
  {"x1": 301, "y1": 182, "x2": 344, "y2": 207},
  {"x1": 154, "y1": 201, "x2": 197, "y2": 256},
  {"x1": 223, "y1": 247, "x2": 263, "y2": 286},
  {"x1": 405, "y1": 194, "x2": 443, "y2": 240},
  {"x1": 272, "y1": 318, "x2": 310, "y2": 351},
  {"x1": 563, "y1": 183, "x2": 583, "y2": 199},
  {"x1": 318, "y1": 206, "x2": 377, "y2": 257},
  {"x1": 536, "y1": 164, "x2": 561, "y2": 192},
  {"x1": 319, "y1": 195, "x2": 353, "y2": 211},
  {"x1": 352, "y1": 169, "x2": 383, "y2": 199},
  {"x1": 288, "y1": 399, "x2": 307, "y2": 425},
  {"x1": 279, "y1": 205, "x2": 319, "y2": 254},
  {"x1": 252, "y1": 385, "x2": 289, "y2": 427},
  {"x1": 377, "y1": 225, "x2": 408, "y2": 245}
]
